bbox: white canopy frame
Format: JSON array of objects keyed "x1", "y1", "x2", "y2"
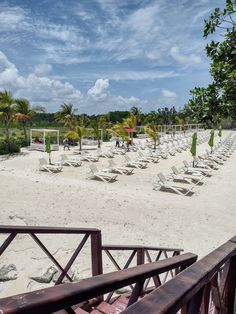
[{"x1": 30, "y1": 129, "x2": 59, "y2": 151}]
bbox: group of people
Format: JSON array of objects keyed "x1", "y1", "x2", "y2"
[{"x1": 115, "y1": 137, "x2": 133, "y2": 149}]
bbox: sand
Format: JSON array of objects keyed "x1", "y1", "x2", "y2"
[{"x1": 0, "y1": 130, "x2": 235, "y2": 297}]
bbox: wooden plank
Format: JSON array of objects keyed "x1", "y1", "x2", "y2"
[
  {"x1": 0, "y1": 253, "x2": 197, "y2": 314},
  {"x1": 55, "y1": 234, "x2": 90, "y2": 284},
  {"x1": 0, "y1": 233, "x2": 17, "y2": 256}
]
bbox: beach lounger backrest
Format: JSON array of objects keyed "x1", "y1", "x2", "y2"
[
  {"x1": 171, "y1": 166, "x2": 179, "y2": 175},
  {"x1": 39, "y1": 158, "x2": 47, "y2": 166},
  {"x1": 158, "y1": 172, "x2": 167, "y2": 183},
  {"x1": 183, "y1": 160, "x2": 189, "y2": 167},
  {"x1": 89, "y1": 164, "x2": 98, "y2": 173},
  {"x1": 108, "y1": 159, "x2": 115, "y2": 167},
  {"x1": 125, "y1": 155, "x2": 131, "y2": 162}
]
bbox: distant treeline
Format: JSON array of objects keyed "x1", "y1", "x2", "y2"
[{"x1": 0, "y1": 111, "x2": 132, "y2": 128}]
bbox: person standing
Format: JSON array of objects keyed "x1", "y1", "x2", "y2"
[
  {"x1": 115, "y1": 137, "x2": 120, "y2": 148},
  {"x1": 63, "y1": 137, "x2": 70, "y2": 151}
]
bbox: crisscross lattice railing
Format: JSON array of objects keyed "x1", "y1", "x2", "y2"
[{"x1": 0, "y1": 225, "x2": 103, "y2": 286}]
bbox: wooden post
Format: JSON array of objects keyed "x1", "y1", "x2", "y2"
[
  {"x1": 224, "y1": 254, "x2": 236, "y2": 313},
  {"x1": 91, "y1": 231, "x2": 103, "y2": 277},
  {"x1": 137, "y1": 248, "x2": 145, "y2": 265}
]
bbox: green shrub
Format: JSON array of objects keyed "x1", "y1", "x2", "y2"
[
  {"x1": 0, "y1": 139, "x2": 20, "y2": 155},
  {"x1": 14, "y1": 138, "x2": 28, "y2": 148}
]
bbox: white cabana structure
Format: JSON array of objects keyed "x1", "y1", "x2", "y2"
[{"x1": 30, "y1": 129, "x2": 59, "y2": 151}]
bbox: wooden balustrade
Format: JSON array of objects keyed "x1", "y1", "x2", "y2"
[
  {"x1": 102, "y1": 244, "x2": 183, "y2": 301},
  {"x1": 122, "y1": 236, "x2": 236, "y2": 314},
  {"x1": 0, "y1": 252, "x2": 197, "y2": 314},
  {"x1": 0, "y1": 225, "x2": 103, "y2": 285}
]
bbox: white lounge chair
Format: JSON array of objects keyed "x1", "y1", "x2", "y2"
[
  {"x1": 81, "y1": 151, "x2": 99, "y2": 162},
  {"x1": 171, "y1": 166, "x2": 204, "y2": 185},
  {"x1": 138, "y1": 151, "x2": 158, "y2": 163},
  {"x1": 39, "y1": 158, "x2": 63, "y2": 173},
  {"x1": 87, "y1": 164, "x2": 118, "y2": 182},
  {"x1": 154, "y1": 172, "x2": 194, "y2": 196},
  {"x1": 96, "y1": 148, "x2": 114, "y2": 158},
  {"x1": 108, "y1": 160, "x2": 134, "y2": 175},
  {"x1": 60, "y1": 154, "x2": 82, "y2": 167},
  {"x1": 124, "y1": 155, "x2": 148, "y2": 168},
  {"x1": 183, "y1": 160, "x2": 212, "y2": 176}
]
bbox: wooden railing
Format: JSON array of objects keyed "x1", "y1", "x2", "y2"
[
  {"x1": 102, "y1": 244, "x2": 183, "y2": 301},
  {"x1": 0, "y1": 252, "x2": 197, "y2": 313},
  {"x1": 0, "y1": 225, "x2": 103, "y2": 285},
  {"x1": 122, "y1": 236, "x2": 236, "y2": 314},
  {"x1": 0, "y1": 225, "x2": 183, "y2": 289}
]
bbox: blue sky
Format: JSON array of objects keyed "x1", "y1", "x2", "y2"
[{"x1": 0, "y1": 0, "x2": 225, "y2": 114}]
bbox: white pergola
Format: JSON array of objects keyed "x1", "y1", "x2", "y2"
[{"x1": 30, "y1": 129, "x2": 59, "y2": 151}]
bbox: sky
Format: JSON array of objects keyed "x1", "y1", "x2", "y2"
[{"x1": 0, "y1": 0, "x2": 225, "y2": 114}]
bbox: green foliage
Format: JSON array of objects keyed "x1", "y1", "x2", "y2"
[
  {"x1": 55, "y1": 103, "x2": 77, "y2": 130},
  {"x1": 65, "y1": 126, "x2": 87, "y2": 150},
  {"x1": 184, "y1": 85, "x2": 223, "y2": 126},
  {"x1": 45, "y1": 136, "x2": 51, "y2": 164},
  {"x1": 145, "y1": 125, "x2": 160, "y2": 150},
  {"x1": 186, "y1": 0, "x2": 236, "y2": 124},
  {"x1": 0, "y1": 138, "x2": 20, "y2": 155}
]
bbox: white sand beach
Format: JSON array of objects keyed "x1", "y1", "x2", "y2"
[{"x1": 0, "y1": 131, "x2": 235, "y2": 297}]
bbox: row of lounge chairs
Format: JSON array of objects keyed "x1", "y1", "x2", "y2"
[{"x1": 153, "y1": 134, "x2": 236, "y2": 196}]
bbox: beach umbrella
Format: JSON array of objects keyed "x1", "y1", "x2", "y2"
[
  {"x1": 208, "y1": 129, "x2": 215, "y2": 153},
  {"x1": 45, "y1": 136, "x2": 52, "y2": 164},
  {"x1": 190, "y1": 132, "x2": 197, "y2": 167},
  {"x1": 218, "y1": 126, "x2": 222, "y2": 142}
]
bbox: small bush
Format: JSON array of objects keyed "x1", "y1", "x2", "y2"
[
  {"x1": 14, "y1": 137, "x2": 28, "y2": 148},
  {"x1": 0, "y1": 139, "x2": 20, "y2": 155}
]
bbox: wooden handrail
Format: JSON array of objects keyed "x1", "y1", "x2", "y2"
[
  {"x1": 122, "y1": 238, "x2": 236, "y2": 314},
  {"x1": 0, "y1": 225, "x2": 100, "y2": 234},
  {"x1": 102, "y1": 245, "x2": 183, "y2": 252},
  {"x1": 0, "y1": 253, "x2": 197, "y2": 314}
]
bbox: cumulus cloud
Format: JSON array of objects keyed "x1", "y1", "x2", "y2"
[
  {"x1": 87, "y1": 79, "x2": 109, "y2": 100},
  {"x1": 0, "y1": 51, "x2": 82, "y2": 111},
  {"x1": 170, "y1": 46, "x2": 202, "y2": 65},
  {"x1": 34, "y1": 64, "x2": 52, "y2": 76},
  {"x1": 0, "y1": 51, "x2": 144, "y2": 113},
  {"x1": 162, "y1": 89, "x2": 177, "y2": 98}
]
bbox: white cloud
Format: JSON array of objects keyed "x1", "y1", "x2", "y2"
[
  {"x1": 162, "y1": 89, "x2": 177, "y2": 98},
  {"x1": 87, "y1": 79, "x2": 109, "y2": 100},
  {"x1": 34, "y1": 64, "x2": 52, "y2": 76},
  {"x1": 36, "y1": 23, "x2": 84, "y2": 43},
  {"x1": 0, "y1": 51, "x2": 144, "y2": 113},
  {"x1": 0, "y1": 4, "x2": 30, "y2": 31},
  {"x1": 145, "y1": 51, "x2": 161, "y2": 61},
  {"x1": 0, "y1": 51, "x2": 82, "y2": 111},
  {"x1": 110, "y1": 70, "x2": 178, "y2": 81},
  {"x1": 170, "y1": 46, "x2": 202, "y2": 65}
]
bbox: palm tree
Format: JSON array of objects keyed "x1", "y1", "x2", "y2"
[
  {"x1": 90, "y1": 119, "x2": 101, "y2": 148},
  {"x1": 65, "y1": 126, "x2": 87, "y2": 151},
  {"x1": 145, "y1": 125, "x2": 160, "y2": 150},
  {"x1": 0, "y1": 90, "x2": 16, "y2": 146},
  {"x1": 14, "y1": 98, "x2": 45, "y2": 142},
  {"x1": 55, "y1": 103, "x2": 77, "y2": 130},
  {"x1": 130, "y1": 106, "x2": 142, "y2": 126},
  {"x1": 107, "y1": 122, "x2": 129, "y2": 146}
]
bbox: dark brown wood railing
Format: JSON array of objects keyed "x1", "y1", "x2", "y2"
[
  {"x1": 122, "y1": 236, "x2": 236, "y2": 314},
  {"x1": 102, "y1": 244, "x2": 183, "y2": 301},
  {"x1": 0, "y1": 252, "x2": 197, "y2": 314},
  {"x1": 0, "y1": 225, "x2": 103, "y2": 284}
]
